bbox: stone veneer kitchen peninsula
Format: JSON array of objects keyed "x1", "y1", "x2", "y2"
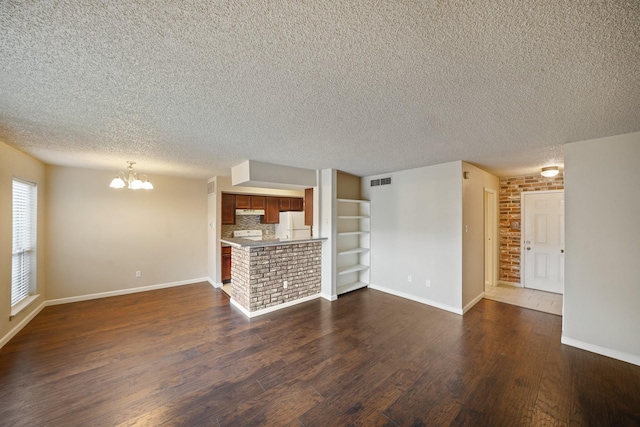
[{"x1": 219, "y1": 236, "x2": 326, "y2": 317}]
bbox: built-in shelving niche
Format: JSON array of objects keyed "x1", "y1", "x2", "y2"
[{"x1": 336, "y1": 198, "x2": 370, "y2": 295}]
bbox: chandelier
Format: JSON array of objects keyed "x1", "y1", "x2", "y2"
[{"x1": 109, "y1": 161, "x2": 154, "y2": 190}]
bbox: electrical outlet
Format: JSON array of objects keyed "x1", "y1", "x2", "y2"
[
  {"x1": 283, "y1": 280, "x2": 288, "y2": 289},
  {"x1": 426, "y1": 280, "x2": 431, "y2": 287},
  {"x1": 136, "y1": 271, "x2": 141, "y2": 278},
  {"x1": 407, "y1": 275, "x2": 412, "y2": 283}
]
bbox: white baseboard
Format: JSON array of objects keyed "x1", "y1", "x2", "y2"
[
  {"x1": 321, "y1": 292, "x2": 337, "y2": 301},
  {"x1": 208, "y1": 278, "x2": 222, "y2": 288},
  {"x1": 463, "y1": 292, "x2": 484, "y2": 314},
  {"x1": 561, "y1": 335, "x2": 640, "y2": 367},
  {"x1": 229, "y1": 298, "x2": 251, "y2": 317},
  {"x1": 369, "y1": 284, "x2": 463, "y2": 315},
  {"x1": 230, "y1": 293, "x2": 322, "y2": 318},
  {"x1": 498, "y1": 280, "x2": 522, "y2": 288},
  {"x1": 0, "y1": 301, "x2": 46, "y2": 349},
  {"x1": 46, "y1": 277, "x2": 210, "y2": 306}
]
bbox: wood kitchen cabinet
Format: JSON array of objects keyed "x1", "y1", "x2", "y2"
[
  {"x1": 251, "y1": 196, "x2": 266, "y2": 209},
  {"x1": 279, "y1": 197, "x2": 291, "y2": 211},
  {"x1": 224, "y1": 192, "x2": 302, "y2": 225},
  {"x1": 235, "y1": 194, "x2": 251, "y2": 209},
  {"x1": 235, "y1": 194, "x2": 266, "y2": 210},
  {"x1": 290, "y1": 197, "x2": 303, "y2": 211},
  {"x1": 304, "y1": 188, "x2": 313, "y2": 226},
  {"x1": 262, "y1": 197, "x2": 280, "y2": 224},
  {"x1": 279, "y1": 197, "x2": 303, "y2": 212},
  {"x1": 221, "y1": 193, "x2": 236, "y2": 225},
  {"x1": 221, "y1": 245, "x2": 232, "y2": 283}
]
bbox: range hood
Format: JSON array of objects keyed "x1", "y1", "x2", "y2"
[{"x1": 236, "y1": 209, "x2": 265, "y2": 216}]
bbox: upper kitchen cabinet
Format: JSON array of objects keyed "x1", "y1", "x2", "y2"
[
  {"x1": 262, "y1": 197, "x2": 280, "y2": 224},
  {"x1": 222, "y1": 193, "x2": 236, "y2": 225},
  {"x1": 290, "y1": 198, "x2": 303, "y2": 211},
  {"x1": 235, "y1": 194, "x2": 251, "y2": 209},
  {"x1": 279, "y1": 197, "x2": 303, "y2": 212},
  {"x1": 279, "y1": 197, "x2": 291, "y2": 211},
  {"x1": 222, "y1": 192, "x2": 303, "y2": 225},
  {"x1": 251, "y1": 196, "x2": 266, "y2": 209},
  {"x1": 236, "y1": 194, "x2": 266, "y2": 209}
]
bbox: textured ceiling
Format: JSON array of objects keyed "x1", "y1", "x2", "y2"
[{"x1": 1, "y1": 1, "x2": 639, "y2": 179}]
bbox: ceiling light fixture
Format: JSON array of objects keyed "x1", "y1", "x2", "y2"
[
  {"x1": 540, "y1": 166, "x2": 560, "y2": 178},
  {"x1": 109, "y1": 161, "x2": 153, "y2": 190}
]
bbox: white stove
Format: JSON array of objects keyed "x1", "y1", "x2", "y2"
[{"x1": 233, "y1": 230, "x2": 263, "y2": 240}]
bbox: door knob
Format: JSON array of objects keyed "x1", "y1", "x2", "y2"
[
  {"x1": 561, "y1": 249, "x2": 564, "y2": 253},
  {"x1": 526, "y1": 247, "x2": 531, "y2": 250}
]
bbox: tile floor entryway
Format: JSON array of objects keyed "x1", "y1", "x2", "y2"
[
  {"x1": 221, "y1": 283, "x2": 232, "y2": 297},
  {"x1": 484, "y1": 284, "x2": 563, "y2": 316}
]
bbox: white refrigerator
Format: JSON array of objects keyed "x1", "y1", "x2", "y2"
[{"x1": 275, "y1": 211, "x2": 311, "y2": 240}]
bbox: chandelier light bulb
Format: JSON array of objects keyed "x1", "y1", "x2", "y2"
[{"x1": 109, "y1": 161, "x2": 153, "y2": 190}]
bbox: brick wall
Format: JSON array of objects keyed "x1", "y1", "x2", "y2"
[
  {"x1": 499, "y1": 173, "x2": 564, "y2": 284},
  {"x1": 231, "y1": 242, "x2": 322, "y2": 313}
]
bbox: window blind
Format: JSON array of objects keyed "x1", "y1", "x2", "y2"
[{"x1": 12, "y1": 178, "x2": 37, "y2": 307}]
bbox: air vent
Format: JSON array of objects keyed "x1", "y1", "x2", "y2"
[
  {"x1": 370, "y1": 177, "x2": 391, "y2": 187},
  {"x1": 207, "y1": 181, "x2": 216, "y2": 194}
]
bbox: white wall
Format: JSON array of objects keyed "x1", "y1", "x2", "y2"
[
  {"x1": 45, "y1": 166, "x2": 208, "y2": 300},
  {"x1": 563, "y1": 131, "x2": 640, "y2": 365},
  {"x1": 319, "y1": 169, "x2": 337, "y2": 300},
  {"x1": 362, "y1": 161, "x2": 463, "y2": 313},
  {"x1": 462, "y1": 162, "x2": 499, "y2": 311},
  {"x1": 0, "y1": 141, "x2": 47, "y2": 344},
  {"x1": 231, "y1": 160, "x2": 317, "y2": 189}
]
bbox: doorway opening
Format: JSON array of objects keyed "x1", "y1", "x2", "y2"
[{"x1": 484, "y1": 188, "x2": 497, "y2": 292}]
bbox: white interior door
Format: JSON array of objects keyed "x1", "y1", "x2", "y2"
[{"x1": 523, "y1": 191, "x2": 564, "y2": 294}]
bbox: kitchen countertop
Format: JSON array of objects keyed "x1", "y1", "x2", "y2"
[{"x1": 219, "y1": 236, "x2": 327, "y2": 248}]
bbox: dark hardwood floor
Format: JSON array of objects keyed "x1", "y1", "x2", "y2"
[{"x1": 1, "y1": 283, "x2": 639, "y2": 426}]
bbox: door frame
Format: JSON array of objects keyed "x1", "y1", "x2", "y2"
[
  {"x1": 484, "y1": 188, "x2": 498, "y2": 291},
  {"x1": 520, "y1": 190, "x2": 564, "y2": 290}
]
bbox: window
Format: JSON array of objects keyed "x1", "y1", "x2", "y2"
[{"x1": 12, "y1": 178, "x2": 37, "y2": 307}]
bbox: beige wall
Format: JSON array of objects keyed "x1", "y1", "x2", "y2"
[
  {"x1": 0, "y1": 141, "x2": 47, "y2": 341},
  {"x1": 336, "y1": 171, "x2": 361, "y2": 200},
  {"x1": 461, "y1": 162, "x2": 499, "y2": 310},
  {"x1": 45, "y1": 166, "x2": 208, "y2": 300}
]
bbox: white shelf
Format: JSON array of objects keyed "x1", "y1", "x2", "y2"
[
  {"x1": 337, "y1": 198, "x2": 370, "y2": 204},
  {"x1": 338, "y1": 231, "x2": 368, "y2": 236},
  {"x1": 337, "y1": 264, "x2": 369, "y2": 275},
  {"x1": 337, "y1": 281, "x2": 368, "y2": 295},
  {"x1": 338, "y1": 248, "x2": 369, "y2": 256}
]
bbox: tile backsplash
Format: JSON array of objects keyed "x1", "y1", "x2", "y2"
[{"x1": 221, "y1": 215, "x2": 275, "y2": 239}]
